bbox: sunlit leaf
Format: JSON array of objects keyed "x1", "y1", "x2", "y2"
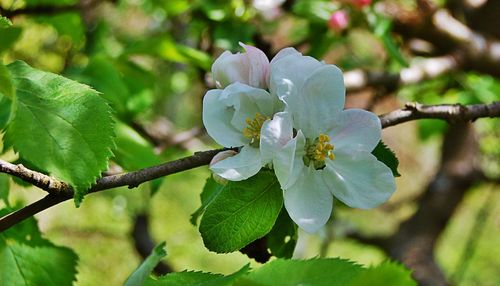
[{"x1": 5, "y1": 61, "x2": 115, "y2": 205}]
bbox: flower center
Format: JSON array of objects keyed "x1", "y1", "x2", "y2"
[
  {"x1": 243, "y1": 112, "x2": 268, "y2": 146},
  {"x1": 303, "y1": 134, "x2": 335, "y2": 169}
]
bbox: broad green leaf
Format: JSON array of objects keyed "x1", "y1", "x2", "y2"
[
  {"x1": 0, "y1": 208, "x2": 78, "y2": 286},
  {"x1": 199, "y1": 171, "x2": 283, "y2": 253},
  {"x1": 5, "y1": 61, "x2": 115, "y2": 205},
  {"x1": 125, "y1": 242, "x2": 167, "y2": 286},
  {"x1": 266, "y1": 209, "x2": 297, "y2": 259},
  {"x1": 144, "y1": 264, "x2": 250, "y2": 286},
  {"x1": 235, "y1": 258, "x2": 364, "y2": 286},
  {"x1": 190, "y1": 176, "x2": 224, "y2": 225},
  {"x1": 114, "y1": 121, "x2": 162, "y2": 194},
  {"x1": 0, "y1": 174, "x2": 10, "y2": 206},
  {"x1": 371, "y1": 141, "x2": 400, "y2": 177},
  {"x1": 350, "y1": 261, "x2": 417, "y2": 286},
  {"x1": 0, "y1": 63, "x2": 15, "y2": 130}
]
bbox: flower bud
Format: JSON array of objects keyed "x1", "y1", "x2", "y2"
[
  {"x1": 351, "y1": 0, "x2": 372, "y2": 9},
  {"x1": 211, "y1": 43, "x2": 269, "y2": 89},
  {"x1": 209, "y1": 150, "x2": 238, "y2": 185},
  {"x1": 328, "y1": 11, "x2": 349, "y2": 32}
]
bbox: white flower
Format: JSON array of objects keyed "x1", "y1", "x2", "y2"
[
  {"x1": 262, "y1": 48, "x2": 396, "y2": 233},
  {"x1": 203, "y1": 82, "x2": 283, "y2": 181},
  {"x1": 212, "y1": 43, "x2": 269, "y2": 89}
]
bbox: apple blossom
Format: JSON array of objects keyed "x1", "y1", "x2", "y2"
[
  {"x1": 203, "y1": 82, "x2": 283, "y2": 181},
  {"x1": 211, "y1": 43, "x2": 270, "y2": 89},
  {"x1": 262, "y1": 48, "x2": 396, "y2": 233}
]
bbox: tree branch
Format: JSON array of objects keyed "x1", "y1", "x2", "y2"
[
  {"x1": 1, "y1": 101, "x2": 499, "y2": 232},
  {"x1": 379, "y1": 101, "x2": 500, "y2": 128}
]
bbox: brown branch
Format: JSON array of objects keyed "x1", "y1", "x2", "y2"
[
  {"x1": 379, "y1": 101, "x2": 500, "y2": 128},
  {"x1": 1, "y1": 101, "x2": 499, "y2": 231},
  {"x1": 0, "y1": 4, "x2": 79, "y2": 18},
  {"x1": 0, "y1": 149, "x2": 227, "y2": 232}
]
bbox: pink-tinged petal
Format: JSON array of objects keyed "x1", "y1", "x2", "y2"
[
  {"x1": 295, "y1": 65, "x2": 345, "y2": 138},
  {"x1": 210, "y1": 146, "x2": 262, "y2": 181},
  {"x1": 260, "y1": 111, "x2": 293, "y2": 164},
  {"x1": 211, "y1": 44, "x2": 269, "y2": 89},
  {"x1": 220, "y1": 83, "x2": 281, "y2": 131},
  {"x1": 326, "y1": 109, "x2": 381, "y2": 153},
  {"x1": 273, "y1": 130, "x2": 306, "y2": 189},
  {"x1": 284, "y1": 166, "x2": 333, "y2": 233},
  {"x1": 240, "y1": 43, "x2": 270, "y2": 89},
  {"x1": 202, "y1": 89, "x2": 247, "y2": 147},
  {"x1": 322, "y1": 151, "x2": 396, "y2": 209}
]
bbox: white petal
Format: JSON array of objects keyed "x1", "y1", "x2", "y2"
[
  {"x1": 322, "y1": 151, "x2": 396, "y2": 209},
  {"x1": 327, "y1": 109, "x2": 381, "y2": 152},
  {"x1": 273, "y1": 130, "x2": 306, "y2": 189},
  {"x1": 295, "y1": 65, "x2": 345, "y2": 138},
  {"x1": 269, "y1": 49, "x2": 322, "y2": 103},
  {"x1": 202, "y1": 89, "x2": 247, "y2": 147},
  {"x1": 270, "y1": 47, "x2": 301, "y2": 65},
  {"x1": 220, "y1": 83, "x2": 280, "y2": 131},
  {"x1": 260, "y1": 111, "x2": 293, "y2": 164},
  {"x1": 210, "y1": 146, "x2": 262, "y2": 181},
  {"x1": 284, "y1": 166, "x2": 333, "y2": 233}
]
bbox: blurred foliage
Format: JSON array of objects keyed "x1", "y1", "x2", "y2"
[{"x1": 0, "y1": 0, "x2": 499, "y2": 285}]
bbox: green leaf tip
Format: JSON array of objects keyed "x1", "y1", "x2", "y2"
[
  {"x1": 125, "y1": 241, "x2": 168, "y2": 286},
  {"x1": 372, "y1": 140, "x2": 400, "y2": 177},
  {"x1": 0, "y1": 16, "x2": 12, "y2": 28},
  {"x1": 4, "y1": 60, "x2": 116, "y2": 206}
]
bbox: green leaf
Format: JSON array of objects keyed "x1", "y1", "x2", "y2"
[
  {"x1": 372, "y1": 16, "x2": 408, "y2": 67},
  {"x1": 199, "y1": 171, "x2": 283, "y2": 253},
  {"x1": 5, "y1": 61, "x2": 115, "y2": 205},
  {"x1": 80, "y1": 55, "x2": 130, "y2": 116},
  {"x1": 0, "y1": 208, "x2": 78, "y2": 286},
  {"x1": 190, "y1": 176, "x2": 225, "y2": 226},
  {"x1": 266, "y1": 208, "x2": 297, "y2": 259},
  {"x1": 350, "y1": 261, "x2": 417, "y2": 286},
  {"x1": 0, "y1": 63, "x2": 15, "y2": 130},
  {"x1": 0, "y1": 27, "x2": 22, "y2": 54},
  {"x1": 235, "y1": 258, "x2": 364, "y2": 286},
  {"x1": 114, "y1": 121, "x2": 163, "y2": 194},
  {"x1": 371, "y1": 141, "x2": 400, "y2": 177},
  {"x1": 0, "y1": 62, "x2": 14, "y2": 99},
  {"x1": 125, "y1": 241, "x2": 167, "y2": 286},
  {"x1": 144, "y1": 264, "x2": 250, "y2": 286},
  {"x1": 0, "y1": 174, "x2": 10, "y2": 206},
  {"x1": 0, "y1": 16, "x2": 12, "y2": 28}
]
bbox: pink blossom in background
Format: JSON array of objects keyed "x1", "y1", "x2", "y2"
[{"x1": 328, "y1": 10, "x2": 349, "y2": 32}]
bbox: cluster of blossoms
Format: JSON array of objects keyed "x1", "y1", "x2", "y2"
[{"x1": 203, "y1": 43, "x2": 396, "y2": 233}]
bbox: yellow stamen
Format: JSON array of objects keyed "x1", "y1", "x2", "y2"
[
  {"x1": 242, "y1": 112, "x2": 269, "y2": 146},
  {"x1": 304, "y1": 133, "x2": 335, "y2": 169}
]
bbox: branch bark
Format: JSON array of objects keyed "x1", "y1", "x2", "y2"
[{"x1": 0, "y1": 101, "x2": 499, "y2": 232}]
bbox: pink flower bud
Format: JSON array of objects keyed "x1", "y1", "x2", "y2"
[
  {"x1": 328, "y1": 11, "x2": 349, "y2": 32},
  {"x1": 212, "y1": 43, "x2": 270, "y2": 89},
  {"x1": 351, "y1": 0, "x2": 372, "y2": 9}
]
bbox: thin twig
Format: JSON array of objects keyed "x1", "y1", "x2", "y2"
[{"x1": 1, "y1": 101, "x2": 499, "y2": 231}]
